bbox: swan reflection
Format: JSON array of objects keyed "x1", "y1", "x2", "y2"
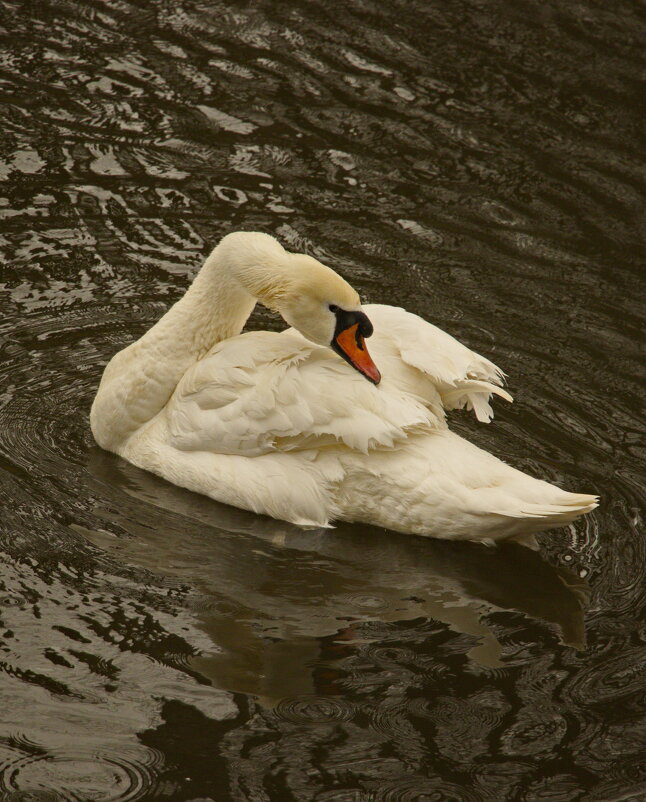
[{"x1": 85, "y1": 447, "x2": 588, "y2": 702}]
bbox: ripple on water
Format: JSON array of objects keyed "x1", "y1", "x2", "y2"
[
  {"x1": 333, "y1": 593, "x2": 392, "y2": 614},
  {"x1": 407, "y1": 690, "x2": 511, "y2": 763},
  {"x1": 367, "y1": 699, "x2": 426, "y2": 752},
  {"x1": 273, "y1": 695, "x2": 355, "y2": 725},
  {"x1": 520, "y1": 773, "x2": 593, "y2": 802},
  {"x1": 561, "y1": 648, "x2": 646, "y2": 712},
  {"x1": 0, "y1": 742, "x2": 163, "y2": 802},
  {"x1": 361, "y1": 644, "x2": 417, "y2": 667},
  {"x1": 373, "y1": 776, "x2": 482, "y2": 802}
]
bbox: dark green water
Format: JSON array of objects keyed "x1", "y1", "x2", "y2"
[{"x1": 0, "y1": 0, "x2": 644, "y2": 799}]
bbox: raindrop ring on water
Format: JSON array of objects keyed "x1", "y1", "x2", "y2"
[{"x1": 274, "y1": 695, "x2": 355, "y2": 724}]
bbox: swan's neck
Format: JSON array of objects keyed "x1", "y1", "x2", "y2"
[{"x1": 91, "y1": 244, "x2": 269, "y2": 451}]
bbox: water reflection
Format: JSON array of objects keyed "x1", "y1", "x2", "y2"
[
  {"x1": 85, "y1": 447, "x2": 587, "y2": 701},
  {"x1": 0, "y1": 0, "x2": 644, "y2": 796}
]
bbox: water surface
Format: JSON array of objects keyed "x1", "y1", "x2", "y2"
[{"x1": 0, "y1": 0, "x2": 644, "y2": 799}]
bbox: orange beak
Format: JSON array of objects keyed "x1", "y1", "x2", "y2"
[{"x1": 333, "y1": 323, "x2": 381, "y2": 385}]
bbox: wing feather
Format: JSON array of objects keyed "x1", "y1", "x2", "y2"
[{"x1": 364, "y1": 304, "x2": 512, "y2": 423}]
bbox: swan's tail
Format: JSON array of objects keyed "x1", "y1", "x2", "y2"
[
  {"x1": 487, "y1": 490, "x2": 599, "y2": 548},
  {"x1": 495, "y1": 491, "x2": 599, "y2": 524}
]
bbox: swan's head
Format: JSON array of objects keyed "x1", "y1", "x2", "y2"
[
  {"x1": 217, "y1": 232, "x2": 381, "y2": 384},
  {"x1": 278, "y1": 253, "x2": 381, "y2": 385}
]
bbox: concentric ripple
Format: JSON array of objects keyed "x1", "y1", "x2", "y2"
[
  {"x1": 0, "y1": 744, "x2": 163, "y2": 802},
  {"x1": 273, "y1": 695, "x2": 356, "y2": 725},
  {"x1": 373, "y1": 776, "x2": 482, "y2": 802}
]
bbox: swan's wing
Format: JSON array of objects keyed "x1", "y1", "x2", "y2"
[
  {"x1": 167, "y1": 330, "x2": 440, "y2": 457},
  {"x1": 365, "y1": 304, "x2": 512, "y2": 423}
]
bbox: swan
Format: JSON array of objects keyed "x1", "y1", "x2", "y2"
[{"x1": 90, "y1": 231, "x2": 598, "y2": 546}]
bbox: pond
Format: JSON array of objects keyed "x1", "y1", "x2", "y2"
[{"x1": 0, "y1": 0, "x2": 644, "y2": 799}]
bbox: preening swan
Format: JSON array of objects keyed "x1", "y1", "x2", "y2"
[{"x1": 91, "y1": 232, "x2": 597, "y2": 546}]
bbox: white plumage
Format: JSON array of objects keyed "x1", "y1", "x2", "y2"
[{"x1": 91, "y1": 232, "x2": 597, "y2": 545}]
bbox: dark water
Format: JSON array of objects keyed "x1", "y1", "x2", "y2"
[{"x1": 0, "y1": 0, "x2": 644, "y2": 799}]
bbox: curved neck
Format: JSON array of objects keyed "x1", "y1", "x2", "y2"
[
  {"x1": 91, "y1": 244, "x2": 260, "y2": 451},
  {"x1": 173, "y1": 246, "x2": 259, "y2": 353}
]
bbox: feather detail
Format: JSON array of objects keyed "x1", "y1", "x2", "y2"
[
  {"x1": 168, "y1": 330, "x2": 438, "y2": 458},
  {"x1": 362, "y1": 304, "x2": 511, "y2": 423}
]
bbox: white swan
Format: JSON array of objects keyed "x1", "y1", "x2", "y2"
[{"x1": 91, "y1": 231, "x2": 598, "y2": 546}]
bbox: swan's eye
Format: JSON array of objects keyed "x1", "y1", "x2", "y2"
[{"x1": 329, "y1": 304, "x2": 339, "y2": 313}]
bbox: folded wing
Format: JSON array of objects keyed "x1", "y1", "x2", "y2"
[{"x1": 168, "y1": 330, "x2": 440, "y2": 457}]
